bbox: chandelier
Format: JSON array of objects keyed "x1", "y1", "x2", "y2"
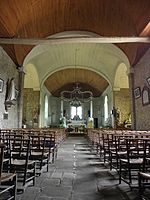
[{"x1": 61, "y1": 83, "x2": 93, "y2": 107}]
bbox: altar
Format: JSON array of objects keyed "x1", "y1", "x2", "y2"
[{"x1": 67, "y1": 120, "x2": 86, "y2": 134}]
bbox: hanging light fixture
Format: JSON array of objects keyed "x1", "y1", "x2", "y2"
[
  {"x1": 61, "y1": 49, "x2": 93, "y2": 107},
  {"x1": 61, "y1": 83, "x2": 93, "y2": 107}
]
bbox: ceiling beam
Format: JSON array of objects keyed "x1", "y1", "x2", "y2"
[{"x1": 0, "y1": 37, "x2": 150, "y2": 45}]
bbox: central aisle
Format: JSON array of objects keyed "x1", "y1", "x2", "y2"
[{"x1": 18, "y1": 136, "x2": 138, "y2": 200}]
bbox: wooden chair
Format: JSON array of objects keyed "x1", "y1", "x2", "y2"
[
  {"x1": 46, "y1": 131, "x2": 58, "y2": 163},
  {"x1": 119, "y1": 138, "x2": 147, "y2": 188},
  {"x1": 29, "y1": 135, "x2": 49, "y2": 173},
  {"x1": 0, "y1": 143, "x2": 17, "y2": 199},
  {"x1": 138, "y1": 172, "x2": 150, "y2": 198},
  {"x1": 8, "y1": 138, "x2": 36, "y2": 191},
  {"x1": 138, "y1": 139, "x2": 150, "y2": 197},
  {"x1": 103, "y1": 132, "x2": 114, "y2": 163},
  {"x1": 45, "y1": 134, "x2": 59, "y2": 164},
  {"x1": 109, "y1": 134, "x2": 133, "y2": 171}
]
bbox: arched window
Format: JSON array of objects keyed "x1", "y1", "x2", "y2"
[
  {"x1": 104, "y1": 95, "x2": 108, "y2": 122},
  {"x1": 44, "y1": 95, "x2": 49, "y2": 126},
  {"x1": 71, "y1": 106, "x2": 82, "y2": 120}
]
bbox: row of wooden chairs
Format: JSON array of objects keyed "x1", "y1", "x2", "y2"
[
  {"x1": 0, "y1": 143, "x2": 17, "y2": 200},
  {"x1": 1, "y1": 128, "x2": 66, "y2": 163},
  {"x1": 0, "y1": 128, "x2": 66, "y2": 199},
  {"x1": 87, "y1": 129, "x2": 150, "y2": 198}
]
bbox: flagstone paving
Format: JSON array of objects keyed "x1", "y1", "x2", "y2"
[{"x1": 16, "y1": 136, "x2": 149, "y2": 200}]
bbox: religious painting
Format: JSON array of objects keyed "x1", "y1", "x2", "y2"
[
  {"x1": 134, "y1": 87, "x2": 141, "y2": 99},
  {"x1": 147, "y1": 77, "x2": 150, "y2": 87},
  {"x1": 142, "y1": 86, "x2": 150, "y2": 106}
]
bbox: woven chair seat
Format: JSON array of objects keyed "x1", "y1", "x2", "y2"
[
  {"x1": 0, "y1": 173, "x2": 16, "y2": 183},
  {"x1": 31, "y1": 151, "x2": 48, "y2": 156},
  {"x1": 11, "y1": 159, "x2": 34, "y2": 166},
  {"x1": 121, "y1": 158, "x2": 143, "y2": 164},
  {"x1": 139, "y1": 172, "x2": 150, "y2": 180}
]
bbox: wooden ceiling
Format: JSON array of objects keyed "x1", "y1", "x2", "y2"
[
  {"x1": 0, "y1": 0, "x2": 150, "y2": 66},
  {"x1": 44, "y1": 69, "x2": 108, "y2": 97}
]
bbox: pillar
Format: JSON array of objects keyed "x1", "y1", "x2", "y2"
[
  {"x1": 82, "y1": 103, "x2": 84, "y2": 120},
  {"x1": 60, "y1": 97, "x2": 64, "y2": 117},
  {"x1": 17, "y1": 66, "x2": 25, "y2": 128},
  {"x1": 90, "y1": 97, "x2": 93, "y2": 119},
  {"x1": 128, "y1": 67, "x2": 136, "y2": 130}
]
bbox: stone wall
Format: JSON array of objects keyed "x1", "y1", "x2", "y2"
[
  {"x1": 114, "y1": 88, "x2": 130, "y2": 125},
  {"x1": 134, "y1": 48, "x2": 150, "y2": 130},
  {"x1": 0, "y1": 47, "x2": 19, "y2": 128},
  {"x1": 23, "y1": 88, "x2": 40, "y2": 128}
]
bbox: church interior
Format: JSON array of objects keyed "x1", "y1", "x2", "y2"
[{"x1": 0, "y1": 0, "x2": 150, "y2": 199}]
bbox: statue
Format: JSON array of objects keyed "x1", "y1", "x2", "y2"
[
  {"x1": 113, "y1": 107, "x2": 120, "y2": 127},
  {"x1": 59, "y1": 116, "x2": 66, "y2": 128},
  {"x1": 124, "y1": 113, "x2": 131, "y2": 124},
  {"x1": 6, "y1": 78, "x2": 16, "y2": 101},
  {"x1": 5, "y1": 78, "x2": 16, "y2": 111},
  {"x1": 33, "y1": 108, "x2": 38, "y2": 123}
]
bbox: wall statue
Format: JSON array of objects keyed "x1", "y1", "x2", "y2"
[{"x1": 5, "y1": 78, "x2": 16, "y2": 110}]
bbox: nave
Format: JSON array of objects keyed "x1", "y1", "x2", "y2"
[{"x1": 17, "y1": 135, "x2": 143, "y2": 200}]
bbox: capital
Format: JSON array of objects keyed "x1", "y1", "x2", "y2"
[
  {"x1": 17, "y1": 65, "x2": 26, "y2": 74},
  {"x1": 127, "y1": 67, "x2": 134, "y2": 75}
]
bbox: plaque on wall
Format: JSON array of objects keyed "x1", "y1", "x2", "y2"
[
  {"x1": 134, "y1": 87, "x2": 141, "y2": 99},
  {"x1": 147, "y1": 77, "x2": 150, "y2": 86},
  {"x1": 3, "y1": 113, "x2": 8, "y2": 120},
  {"x1": 142, "y1": 86, "x2": 150, "y2": 106}
]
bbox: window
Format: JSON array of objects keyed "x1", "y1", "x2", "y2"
[
  {"x1": 71, "y1": 106, "x2": 82, "y2": 120},
  {"x1": 104, "y1": 95, "x2": 108, "y2": 122},
  {"x1": 44, "y1": 95, "x2": 49, "y2": 126}
]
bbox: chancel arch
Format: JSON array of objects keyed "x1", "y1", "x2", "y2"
[
  {"x1": 113, "y1": 63, "x2": 131, "y2": 128},
  {"x1": 22, "y1": 31, "x2": 130, "y2": 128},
  {"x1": 23, "y1": 63, "x2": 40, "y2": 128}
]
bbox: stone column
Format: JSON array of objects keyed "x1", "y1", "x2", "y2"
[
  {"x1": 128, "y1": 67, "x2": 136, "y2": 130},
  {"x1": 60, "y1": 97, "x2": 64, "y2": 117},
  {"x1": 90, "y1": 97, "x2": 93, "y2": 119},
  {"x1": 17, "y1": 66, "x2": 25, "y2": 128},
  {"x1": 82, "y1": 103, "x2": 84, "y2": 120}
]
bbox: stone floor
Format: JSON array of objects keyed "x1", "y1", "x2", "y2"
[{"x1": 17, "y1": 136, "x2": 150, "y2": 200}]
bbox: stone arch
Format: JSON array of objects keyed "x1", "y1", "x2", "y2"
[
  {"x1": 24, "y1": 63, "x2": 40, "y2": 90},
  {"x1": 114, "y1": 63, "x2": 129, "y2": 90},
  {"x1": 113, "y1": 62, "x2": 130, "y2": 127}
]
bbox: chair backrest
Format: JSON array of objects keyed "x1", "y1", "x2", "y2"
[
  {"x1": 6, "y1": 135, "x2": 24, "y2": 158},
  {"x1": 30, "y1": 134, "x2": 46, "y2": 149},
  {"x1": 6, "y1": 138, "x2": 30, "y2": 167},
  {"x1": 125, "y1": 138, "x2": 147, "y2": 160},
  {"x1": 0, "y1": 143, "x2": 5, "y2": 179}
]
